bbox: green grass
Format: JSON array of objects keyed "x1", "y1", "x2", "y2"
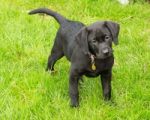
[{"x1": 0, "y1": 0, "x2": 150, "y2": 119}]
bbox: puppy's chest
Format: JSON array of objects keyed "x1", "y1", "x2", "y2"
[
  {"x1": 85, "y1": 59, "x2": 113, "y2": 77},
  {"x1": 85, "y1": 63, "x2": 104, "y2": 77}
]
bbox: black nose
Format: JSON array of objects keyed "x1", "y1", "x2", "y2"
[{"x1": 102, "y1": 48, "x2": 109, "y2": 55}]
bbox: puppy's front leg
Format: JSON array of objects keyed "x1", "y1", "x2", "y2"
[
  {"x1": 101, "y1": 70, "x2": 112, "y2": 101},
  {"x1": 69, "y1": 68, "x2": 80, "y2": 107}
]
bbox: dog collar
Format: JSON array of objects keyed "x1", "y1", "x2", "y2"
[{"x1": 90, "y1": 54, "x2": 96, "y2": 71}]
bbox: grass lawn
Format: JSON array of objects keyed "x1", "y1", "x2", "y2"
[{"x1": 0, "y1": 0, "x2": 150, "y2": 119}]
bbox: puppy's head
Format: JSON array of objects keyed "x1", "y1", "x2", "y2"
[{"x1": 75, "y1": 21, "x2": 120, "y2": 59}]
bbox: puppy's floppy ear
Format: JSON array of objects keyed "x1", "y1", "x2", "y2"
[
  {"x1": 75, "y1": 27, "x2": 90, "y2": 55},
  {"x1": 105, "y1": 21, "x2": 120, "y2": 45}
]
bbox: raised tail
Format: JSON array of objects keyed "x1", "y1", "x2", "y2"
[{"x1": 28, "y1": 8, "x2": 67, "y2": 25}]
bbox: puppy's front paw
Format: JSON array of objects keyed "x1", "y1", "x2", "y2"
[
  {"x1": 70, "y1": 101, "x2": 79, "y2": 107},
  {"x1": 104, "y1": 93, "x2": 111, "y2": 101},
  {"x1": 70, "y1": 95, "x2": 79, "y2": 107}
]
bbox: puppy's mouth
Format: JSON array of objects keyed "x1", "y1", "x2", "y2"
[
  {"x1": 96, "y1": 55, "x2": 111, "y2": 59},
  {"x1": 95, "y1": 51, "x2": 113, "y2": 59}
]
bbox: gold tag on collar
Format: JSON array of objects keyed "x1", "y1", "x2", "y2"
[{"x1": 92, "y1": 63, "x2": 96, "y2": 71}]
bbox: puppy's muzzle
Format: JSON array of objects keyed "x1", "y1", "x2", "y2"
[
  {"x1": 96, "y1": 48, "x2": 112, "y2": 59},
  {"x1": 102, "y1": 48, "x2": 109, "y2": 55}
]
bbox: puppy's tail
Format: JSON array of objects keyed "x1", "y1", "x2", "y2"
[{"x1": 28, "y1": 8, "x2": 67, "y2": 25}]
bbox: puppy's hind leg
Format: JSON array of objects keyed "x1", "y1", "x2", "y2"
[
  {"x1": 46, "y1": 36, "x2": 64, "y2": 72},
  {"x1": 46, "y1": 52, "x2": 63, "y2": 72}
]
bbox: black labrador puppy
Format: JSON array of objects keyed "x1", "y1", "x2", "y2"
[{"x1": 29, "y1": 8, "x2": 120, "y2": 107}]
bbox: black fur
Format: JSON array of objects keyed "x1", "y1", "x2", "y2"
[{"x1": 29, "y1": 8, "x2": 120, "y2": 107}]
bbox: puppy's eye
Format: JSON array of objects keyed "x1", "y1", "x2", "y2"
[
  {"x1": 105, "y1": 36, "x2": 110, "y2": 40},
  {"x1": 105, "y1": 35, "x2": 110, "y2": 41},
  {"x1": 92, "y1": 39, "x2": 97, "y2": 43}
]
